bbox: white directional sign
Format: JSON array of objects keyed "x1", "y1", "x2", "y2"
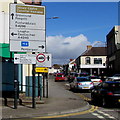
[
  {"x1": 10, "y1": 4, "x2": 45, "y2": 29},
  {"x1": 36, "y1": 53, "x2": 52, "y2": 67},
  {"x1": 10, "y1": 29, "x2": 45, "y2": 41},
  {"x1": 14, "y1": 54, "x2": 36, "y2": 64},
  {"x1": 9, "y1": 3, "x2": 45, "y2": 52},
  {"x1": 10, "y1": 40, "x2": 45, "y2": 52}
]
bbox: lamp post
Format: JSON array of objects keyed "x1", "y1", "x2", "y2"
[{"x1": 46, "y1": 16, "x2": 59, "y2": 20}]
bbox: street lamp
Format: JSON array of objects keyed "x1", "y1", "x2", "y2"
[{"x1": 46, "y1": 16, "x2": 59, "y2": 20}]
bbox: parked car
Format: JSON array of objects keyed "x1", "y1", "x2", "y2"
[
  {"x1": 113, "y1": 74, "x2": 120, "y2": 77},
  {"x1": 79, "y1": 72, "x2": 89, "y2": 77},
  {"x1": 91, "y1": 81, "x2": 120, "y2": 107},
  {"x1": 89, "y1": 76, "x2": 102, "y2": 86},
  {"x1": 69, "y1": 77, "x2": 94, "y2": 92},
  {"x1": 105, "y1": 77, "x2": 120, "y2": 82},
  {"x1": 67, "y1": 72, "x2": 78, "y2": 82},
  {"x1": 55, "y1": 73, "x2": 66, "y2": 82}
]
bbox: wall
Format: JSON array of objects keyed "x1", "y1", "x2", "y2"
[
  {"x1": 81, "y1": 56, "x2": 107, "y2": 68},
  {"x1": 0, "y1": 0, "x2": 23, "y2": 43}
]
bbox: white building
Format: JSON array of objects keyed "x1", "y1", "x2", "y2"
[{"x1": 76, "y1": 46, "x2": 107, "y2": 76}]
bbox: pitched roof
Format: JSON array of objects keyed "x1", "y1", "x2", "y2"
[{"x1": 81, "y1": 47, "x2": 107, "y2": 56}]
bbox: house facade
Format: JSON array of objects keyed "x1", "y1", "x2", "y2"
[
  {"x1": 106, "y1": 26, "x2": 120, "y2": 75},
  {"x1": 76, "y1": 46, "x2": 107, "y2": 77}
]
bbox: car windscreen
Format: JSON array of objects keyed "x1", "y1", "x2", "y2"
[{"x1": 77, "y1": 78, "x2": 91, "y2": 82}]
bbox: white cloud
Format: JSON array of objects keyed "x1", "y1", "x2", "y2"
[{"x1": 46, "y1": 34, "x2": 91, "y2": 65}]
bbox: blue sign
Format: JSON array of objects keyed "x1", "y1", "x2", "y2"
[{"x1": 21, "y1": 41, "x2": 29, "y2": 47}]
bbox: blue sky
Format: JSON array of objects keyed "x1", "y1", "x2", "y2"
[{"x1": 42, "y1": 2, "x2": 118, "y2": 64}]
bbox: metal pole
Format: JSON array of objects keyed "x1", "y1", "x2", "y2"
[
  {"x1": 43, "y1": 73, "x2": 45, "y2": 97},
  {"x1": 14, "y1": 0, "x2": 17, "y2": 4},
  {"x1": 38, "y1": 73, "x2": 40, "y2": 98},
  {"x1": 46, "y1": 73, "x2": 48, "y2": 98},
  {"x1": 14, "y1": 55, "x2": 18, "y2": 109},
  {"x1": 32, "y1": 63, "x2": 36, "y2": 108}
]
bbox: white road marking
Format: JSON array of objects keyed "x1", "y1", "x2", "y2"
[
  {"x1": 97, "y1": 110, "x2": 115, "y2": 119},
  {"x1": 92, "y1": 113, "x2": 104, "y2": 119}
]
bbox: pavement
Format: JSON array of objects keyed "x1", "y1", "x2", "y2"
[{"x1": 1, "y1": 78, "x2": 91, "y2": 120}]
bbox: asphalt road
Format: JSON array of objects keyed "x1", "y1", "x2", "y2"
[
  {"x1": 2, "y1": 75, "x2": 120, "y2": 119},
  {"x1": 61, "y1": 78, "x2": 120, "y2": 120}
]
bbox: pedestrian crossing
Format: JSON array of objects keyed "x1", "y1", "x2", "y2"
[{"x1": 91, "y1": 110, "x2": 117, "y2": 120}]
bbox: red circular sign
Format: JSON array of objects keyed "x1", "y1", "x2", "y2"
[{"x1": 36, "y1": 53, "x2": 46, "y2": 63}]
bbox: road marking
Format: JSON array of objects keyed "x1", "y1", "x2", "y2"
[
  {"x1": 76, "y1": 93, "x2": 91, "y2": 101},
  {"x1": 92, "y1": 113, "x2": 104, "y2": 119},
  {"x1": 76, "y1": 93, "x2": 116, "y2": 119},
  {"x1": 34, "y1": 105, "x2": 98, "y2": 119},
  {"x1": 97, "y1": 110, "x2": 116, "y2": 119}
]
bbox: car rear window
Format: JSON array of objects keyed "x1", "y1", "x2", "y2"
[
  {"x1": 103, "y1": 83, "x2": 120, "y2": 91},
  {"x1": 56, "y1": 74, "x2": 63, "y2": 77},
  {"x1": 77, "y1": 78, "x2": 91, "y2": 82},
  {"x1": 90, "y1": 76, "x2": 99, "y2": 79}
]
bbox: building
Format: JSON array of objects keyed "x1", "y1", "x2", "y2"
[
  {"x1": 68, "y1": 59, "x2": 76, "y2": 72},
  {"x1": 106, "y1": 26, "x2": 120, "y2": 75},
  {"x1": 76, "y1": 46, "x2": 107, "y2": 76}
]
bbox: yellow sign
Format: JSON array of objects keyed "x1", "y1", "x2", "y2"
[
  {"x1": 35, "y1": 67, "x2": 48, "y2": 73},
  {"x1": 16, "y1": 5, "x2": 45, "y2": 15}
]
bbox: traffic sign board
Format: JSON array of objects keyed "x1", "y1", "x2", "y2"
[
  {"x1": 14, "y1": 54, "x2": 36, "y2": 64},
  {"x1": 10, "y1": 4, "x2": 45, "y2": 29},
  {"x1": 36, "y1": 53, "x2": 46, "y2": 63},
  {"x1": 10, "y1": 41, "x2": 45, "y2": 52},
  {"x1": 35, "y1": 67, "x2": 48, "y2": 73},
  {"x1": 36, "y1": 53, "x2": 52, "y2": 67},
  {"x1": 9, "y1": 3, "x2": 46, "y2": 52},
  {"x1": 10, "y1": 29, "x2": 45, "y2": 41}
]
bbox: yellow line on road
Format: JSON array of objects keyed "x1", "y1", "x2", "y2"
[
  {"x1": 33, "y1": 93, "x2": 98, "y2": 119},
  {"x1": 34, "y1": 105, "x2": 98, "y2": 119}
]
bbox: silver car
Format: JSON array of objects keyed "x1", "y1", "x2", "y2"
[
  {"x1": 105, "y1": 77, "x2": 120, "y2": 82},
  {"x1": 70, "y1": 77, "x2": 94, "y2": 91}
]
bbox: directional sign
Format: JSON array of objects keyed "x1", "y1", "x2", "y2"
[
  {"x1": 35, "y1": 67, "x2": 48, "y2": 73},
  {"x1": 10, "y1": 4, "x2": 45, "y2": 29},
  {"x1": 36, "y1": 53, "x2": 52, "y2": 67},
  {"x1": 10, "y1": 29, "x2": 45, "y2": 41},
  {"x1": 14, "y1": 54, "x2": 36, "y2": 64},
  {"x1": 10, "y1": 41, "x2": 45, "y2": 52},
  {"x1": 9, "y1": 3, "x2": 45, "y2": 52}
]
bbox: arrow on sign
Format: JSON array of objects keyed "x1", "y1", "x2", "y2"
[
  {"x1": 38, "y1": 45, "x2": 44, "y2": 49},
  {"x1": 15, "y1": 57, "x2": 19, "y2": 60},
  {"x1": 11, "y1": 13, "x2": 14, "y2": 20},
  {"x1": 47, "y1": 56, "x2": 50, "y2": 61},
  {"x1": 11, "y1": 32, "x2": 17, "y2": 36}
]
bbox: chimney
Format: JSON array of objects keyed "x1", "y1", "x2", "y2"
[{"x1": 87, "y1": 45, "x2": 92, "y2": 50}]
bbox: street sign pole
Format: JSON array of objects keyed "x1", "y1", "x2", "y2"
[
  {"x1": 14, "y1": 0, "x2": 17, "y2": 4},
  {"x1": 46, "y1": 73, "x2": 48, "y2": 98},
  {"x1": 43, "y1": 73, "x2": 45, "y2": 98},
  {"x1": 38, "y1": 73, "x2": 40, "y2": 98},
  {"x1": 14, "y1": 52, "x2": 18, "y2": 109},
  {"x1": 32, "y1": 63, "x2": 36, "y2": 108}
]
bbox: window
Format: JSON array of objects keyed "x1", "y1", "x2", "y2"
[
  {"x1": 85, "y1": 57, "x2": 91, "y2": 64},
  {"x1": 94, "y1": 58, "x2": 102, "y2": 64}
]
